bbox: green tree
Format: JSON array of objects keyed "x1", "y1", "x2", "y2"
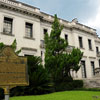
[
  {"x1": 44, "y1": 15, "x2": 83, "y2": 90},
  {"x1": 0, "y1": 39, "x2": 21, "y2": 54},
  {"x1": 26, "y1": 56, "x2": 53, "y2": 95}
]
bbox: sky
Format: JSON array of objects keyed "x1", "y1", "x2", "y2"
[{"x1": 18, "y1": 0, "x2": 100, "y2": 36}]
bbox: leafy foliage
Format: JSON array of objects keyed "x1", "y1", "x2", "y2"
[
  {"x1": 0, "y1": 39, "x2": 21, "y2": 54},
  {"x1": 44, "y1": 14, "x2": 83, "y2": 91},
  {"x1": 55, "y1": 80, "x2": 83, "y2": 91},
  {"x1": 0, "y1": 42, "x2": 4, "y2": 50},
  {"x1": 11, "y1": 56, "x2": 53, "y2": 96},
  {"x1": 26, "y1": 56, "x2": 53, "y2": 95},
  {"x1": 0, "y1": 88, "x2": 4, "y2": 100}
]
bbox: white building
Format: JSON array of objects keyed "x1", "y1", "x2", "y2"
[{"x1": 0, "y1": 0, "x2": 100, "y2": 79}]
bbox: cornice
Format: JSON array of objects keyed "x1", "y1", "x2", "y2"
[
  {"x1": 95, "y1": 39, "x2": 100, "y2": 43},
  {"x1": 40, "y1": 18, "x2": 97, "y2": 36},
  {"x1": 0, "y1": 0, "x2": 42, "y2": 19},
  {"x1": 71, "y1": 27, "x2": 97, "y2": 37}
]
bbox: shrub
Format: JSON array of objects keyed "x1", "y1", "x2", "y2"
[
  {"x1": 11, "y1": 56, "x2": 53, "y2": 96},
  {"x1": 55, "y1": 80, "x2": 83, "y2": 91},
  {"x1": 73, "y1": 80, "x2": 83, "y2": 89},
  {"x1": 0, "y1": 88, "x2": 4, "y2": 100}
]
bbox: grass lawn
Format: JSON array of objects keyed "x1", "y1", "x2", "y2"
[{"x1": 10, "y1": 91, "x2": 100, "y2": 100}]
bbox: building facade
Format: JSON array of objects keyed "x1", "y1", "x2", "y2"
[{"x1": 0, "y1": 0, "x2": 100, "y2": 79}]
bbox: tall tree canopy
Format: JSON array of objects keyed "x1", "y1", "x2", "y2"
[{"x1": 44, "y1": 15, "x2": 83, "y2": 87}]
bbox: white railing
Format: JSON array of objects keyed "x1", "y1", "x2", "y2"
[
  {"x1": 97, "y1": 52, "x2": 100, "y2": 57},
  {"x1": 66, "y1": 45, "x2": 74, "y2": 53},
  {"x1": 40, "y1": 40, "x2": 45, "y2": 48},
  {"x1": 95, "y1": 68, "x2": 100, "y2": 76}
]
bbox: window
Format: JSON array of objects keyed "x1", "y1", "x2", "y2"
[
  {"x1": 3, "y1": 17, "x2": 13, "y2": 34},
  {"x1": 24, "y1": 55, "x2": 31, "y2": 57},
  {"x1": 91, "y1": 61, "x2": 95, "y2": 76},
  {"x1": 81, "y1": 61, "x2": 87, "y2": 78},
  {"x1": 65, "y1": 34, "x2": 68, "y2": 42},
  {"x1": 96, "y1": 47, "x2": 99, "y2": 54},
  {"x1": 99, "y1": 59, "x2": 100, "y2": 68},
  {"x1": 25, "y1": 22, "x2": 33, "y2": 38},
  {"x1": 88, "y1": 39, "x2": 92, "y2": 50},
  {"x1": 41, "y1": 51, "x2": 43, "y2": 60},
  {"x1": 43, "y1": 29, "x2": 48, "y2": 35},
  {"x1": 78, "y1": 36, "x2": 83, "y2": 48}
]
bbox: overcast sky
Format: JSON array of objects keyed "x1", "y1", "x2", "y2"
[{"x1": 18, "y1": 0, "x2": 100, "y2": 36}]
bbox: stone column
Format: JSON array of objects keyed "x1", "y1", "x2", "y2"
[
  {"x1": 5, "y1": 95, "x2": 9, "y2": 100},
  {"x1": 4, "y1": 87, "x2": 10, "y2": 100}
]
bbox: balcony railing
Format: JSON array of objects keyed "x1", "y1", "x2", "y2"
[
  {"x1": 95, "y1": 68, "x2": 100, "y2": 74},
  {"x1": 40, "y1": 40, "x2": 45, "y2": 48},
  {"x1": 97, "y1": 52, "x2": 100, "y2": 57},
  {"x1": 40, "y1": 41, "x2": 74, "y2": 52},
  {"x1": 66, "y1": 45, "x2": 74, "y2": 53},
  {"x1": 94, "y1": 68, "x2": 100, "y2": 77}
]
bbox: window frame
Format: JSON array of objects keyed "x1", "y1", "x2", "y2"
[
  {"x1": 43, "y1": 28, "x2": 48, "y2": 35},
  {"x1": 25, "y1": 22, "x2": 33, "y2": 38},
  {"x1": 81, "y1": 60, "x2": 87, "y2": 78},
  {"x1": 96, "y1": 46, "x2": 99, "y2": 54},
  {"x1": 3, "y1": 17, "x2": 13, "y2": 35},
  {"x1": 65, "y1": 34, "x2": 68, "y2": 42},
  {"x1": 88, "y1": 39, "x2": 92, "y2": 50},
  {"x1": 78, "y1": 36, "x2": 83, "y2": 48},
  {"x1": 91, "y1": 61, "x2": 95, "y2": 76}
]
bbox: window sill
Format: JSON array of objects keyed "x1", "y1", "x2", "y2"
[
  {"x1": 89, "y1": 49, "x2": 94, "y2": 51},
  {"x1": 1, "y1": 32, "x2": 14, "y2": 37},
  {"x1": 79, "y1": 47, "x2": 85, "y2": 50},
  {"x1": 24, "y1": 36, "x2": 35, "y2": 40}
]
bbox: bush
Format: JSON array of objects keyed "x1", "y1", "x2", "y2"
[
  {"x1": 0, "y1": 88, "x2": 4, "y2": 100},
  {"x1": 72, "y1": 80, "x2": 83, "y2": 89},
  {"x1": 11, "y1": 56, "x2": 53, "y2": 96},
  {"x1": 55, "y1": 80, "x2": 83, "y2": 91}
]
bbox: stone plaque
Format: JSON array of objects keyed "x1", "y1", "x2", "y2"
[{"x1": 0, "y1": 46, "x2": 29, "y2": 87}]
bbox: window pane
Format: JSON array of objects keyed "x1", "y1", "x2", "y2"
[
  {"x1": 65, "y1": 34, "x2": 68, "y2": 42},
  {"x1": 3, "y1": 17, "x2": 13, "y2": 34},
  {"x1": 88, "y1": 39, "x2": 92, "y2": 50},
  {"x1": 79, "y1": 36, "x2": 83, "y2": 48},
  {"x1": 25, "y1": 23, "x2": 33, "y2": 38},
  {"x1": 91, "y1": 61, "x2": 95, "y2": 76},
  {"x1": 99, "y1": 59, "x2": 100, "y2": 68},
  {"x1": 43, "y1": 29, "x2": 48, "y2": 34},
  {"x1": 96, "y1": 47, "x2": 99, "y2": 53},
  {"x1": 81, "y1": 61, "x2": 87, "y2": 78}
]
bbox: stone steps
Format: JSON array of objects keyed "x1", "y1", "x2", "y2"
[{"x1": 83, "y1": 78, "x2": 100, "y2": 88}]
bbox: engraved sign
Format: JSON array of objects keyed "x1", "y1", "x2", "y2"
[{"x1": 0, "y1": 46, "x2": 29, "y2": 87}]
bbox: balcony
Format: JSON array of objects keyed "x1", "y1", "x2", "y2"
[
  {"x1": 66, "y1": 45, "x2": 74, "y2": 53},
  {"x1": 95, "y1": 68, "x2": 100, "y2": 77},
  {"x1": 40, "y1": 40, "x2": 74, "y2": 52},
  {"x1": 40, "y1": 40, "x2": 45, "y2": 48},
  {"x1": 96, "y1": 52, "x2": 100, "y2": 57}
]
